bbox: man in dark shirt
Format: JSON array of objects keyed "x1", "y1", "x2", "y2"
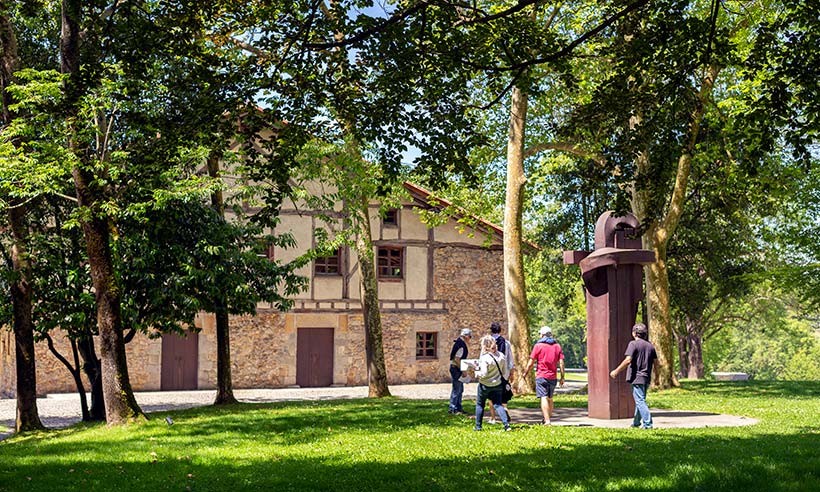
[
  {"x1": 610, "y1": 323, "x2": 659, "y2": 429},
  {"x1": 448, "y1": 328, "x2": 472, "y2": 414}
]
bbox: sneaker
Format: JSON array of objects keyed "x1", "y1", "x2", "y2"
[
  {"x1": 504, "y1": 425, "x2": 512, "y2": 432},
  {"x1": 487, "y1": 418, "x2": 498, "y2": 425},
  {"x1": 473, "y1": 427, "x2": 482, "y2": 431}
]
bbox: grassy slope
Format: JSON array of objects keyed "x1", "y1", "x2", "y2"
[{"x1": 0, "y1": 381, "x2": 818, "y2": 492}]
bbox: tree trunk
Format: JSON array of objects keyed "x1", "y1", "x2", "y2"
[
  {"x1": 676, "y1": 333, "x2": 689, "y2": 379},
  {"x1": 2, "y1": 2, "x2": 44, "y2": 434},
  {"x1": 77, "y1": 334, "x2": 105, "y2": 421},
  {"x1": 73, "y1": 168, "x2": 144, "y2": 424},
  {"x1": 355, "y1": 198, "x2": 390, "y2": 397},
  {"x1": 641, "y1": 231, "x2": 678, "y2": 388},
  {"x1": 0, "y1": 0, "x2": 18, "y2": 124},
  {"x1": 8, "y1": 205, "x2": 45, "y2": 433},
  {"x1": 44, "y1": 335, "x2": 90, "y2": 421},
  {"x1": 686, "y1": 331, "x2": 704, "y2": 379},
  {"x1": 214, "y1": 309, "x2": 237, "y2": 404},
  {"x1": 208, "y1": 154, "x2": 238, "y2": 405},
  {"x1": 62, "y1": 0, "x2": 143, "y2": 424},
  {"x1": 73, "y1": 169, "x2": 144, "y2": 424},
  {"x1": 503, "y1": 86, "x2": 533, "y2": 393}
]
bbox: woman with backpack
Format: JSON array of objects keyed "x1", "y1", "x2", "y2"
[{"x1": 472, "y1": 335, "x2": 512, "y2": 431}]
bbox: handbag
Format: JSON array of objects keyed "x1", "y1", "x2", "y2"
[{"x1": 490, "y1": 355, "x2": 514, "y2": 403}]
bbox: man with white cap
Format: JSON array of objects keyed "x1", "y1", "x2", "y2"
[
  {"x1": 523, "y1": 326, "x2": 565, "y2": 424},
  {"x1": 448, "y1": 328, "x2": 472, "y2": 414}
]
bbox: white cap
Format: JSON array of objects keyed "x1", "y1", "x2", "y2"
[
  {"x1": 460, "y1": 328, "x2": 473, "y2": 337},
  {"x1": 539, "y1": 326, "x2": 552, "y2": 336}
]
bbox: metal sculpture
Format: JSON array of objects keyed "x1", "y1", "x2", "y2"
[{"x1": 564, "y1": 212, "x2": 655, "y2": 419}]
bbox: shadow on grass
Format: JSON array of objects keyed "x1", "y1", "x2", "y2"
[{"x1": 0, "y1": 426, "x2": 818, "y2": 492}]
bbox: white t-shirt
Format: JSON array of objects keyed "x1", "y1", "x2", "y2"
[{"x1": 475, "y1": 352, "x2": 510, "y2": 387}]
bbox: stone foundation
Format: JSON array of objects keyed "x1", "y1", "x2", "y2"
[{"x1": 4, "y1": 244, "x2": 506, "y2": 396}]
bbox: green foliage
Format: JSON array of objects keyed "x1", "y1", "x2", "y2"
[
  {"x1": 708, "y1": 290, "x2": 820, "y2": 380},
  {"x1": 525, "y1": 251, "x2": 587, "y2": 368},
  {"x1": 1, "y1": 382, "x2": 820, "y2": 491},
  {"x1": 0, "y1": 69, "x2": 72, "y2": 206},
  {"x1": 781, "y1": 343, "x2": 820, "y2": 381}
]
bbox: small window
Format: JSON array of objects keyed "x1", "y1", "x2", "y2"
[
  {"x1": 258, "y1": 244, "x2": 274, "y2": 261},
  {"x1": 416, "y1": 332, "x2": 437, "y2": 359},
  {"x1": 377, "y1": 246, "x2": 403, "y2": 279},
  {"x1": 383, "y1": 208, "x2": 399, "y2": 227},
  {"x1": 314, "y1": 248, "x2": 342, "y2": 275}
]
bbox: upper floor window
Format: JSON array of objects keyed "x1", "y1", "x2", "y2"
[
  {"x1": 416, "y1": 332, "x2": 438, "y2": 359},
  {"x1": 314, "y1": 248, "x2": 342, "y2": 275},
  {"x1": 377, "y1": 246, "x2": 403, "y2": 280},
  {"x1": 383, "y1": 208, "x2": 399, "y2": 227}
]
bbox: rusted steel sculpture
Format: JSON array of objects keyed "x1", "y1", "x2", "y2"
[{"x1": 563, "y1": 212, "x2": 655, "y2": 419}]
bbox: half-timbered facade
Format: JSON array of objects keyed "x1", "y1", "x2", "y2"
[{"x1": 1, "y1": 183, "x2": 506, "y2": 395}]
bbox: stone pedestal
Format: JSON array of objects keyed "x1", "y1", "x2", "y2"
[{"x1": 564, "y1": 212, "x2": 655, "y2": 419}]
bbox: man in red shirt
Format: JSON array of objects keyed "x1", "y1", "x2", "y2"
[{"x1": 523, "y1": 326, "x2": 565, "y2": 425}]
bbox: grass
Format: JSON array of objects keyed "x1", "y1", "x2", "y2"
[
  {"x1": 1, "y1": 381, "x2": 819, "y2": 492},
  {"x1": 564, "y1": 371, "x2": 588, "y2": 382}
]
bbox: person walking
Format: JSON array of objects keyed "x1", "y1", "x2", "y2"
[
  {"x1": 488, "y1": 321, "x2": 513, "y2": 424},
  {"x1": 473, "y1": 335, "x2": 511, "y2": 431},
  {"x1": 610, "y1": 323, "x2": 659, "y2": 429},
  {"x1": 522, "y1": 326, "x2": 565, "y2": 425},
  {"x1": 448, "y1": 328, "x2": 472, "y2": 414}
]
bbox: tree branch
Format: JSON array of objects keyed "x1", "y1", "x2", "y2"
[
  {"x1": 454, "y1": 0, "x2": 540, "y2": 26},
  {"x1": 465, "y1": 0, "x2": 650, "y2": 72},
  {"x1": 304, "y1": 0, "x2": 433, "y2": 50},
  {"x1": 464, "y1": 69, "x2": 524, "y2": 110},
  {"x1": 523, "y1": 141, "x2": 605, "y2": 162}
]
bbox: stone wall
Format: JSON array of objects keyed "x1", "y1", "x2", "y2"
[
  {"x1": 1, "y1": 329, "x2": 162, "y2": 397},
  {"x1": 0, "y1": 329, "x2": 14, "y2": 398},
  {"x1": 434, "y1": 245, "x2": 507, "y2": 359}
]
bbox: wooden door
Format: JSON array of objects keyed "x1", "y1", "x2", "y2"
[
  {"x1": 161, "y1": 332, "x2": 199, "y2": 390},
  {"x1": 296, "y1": 328, "x2": 334, "y2": 387}
]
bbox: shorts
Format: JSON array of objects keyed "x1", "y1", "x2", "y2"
[{"x1": 535, "y1": 377, "x2": 558, "y2": 398}]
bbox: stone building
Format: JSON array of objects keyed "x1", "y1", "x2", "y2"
[{"x1": 0, "y1": 182, "x2": 506, "y2": 396}]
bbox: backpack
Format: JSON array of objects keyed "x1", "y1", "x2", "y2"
[{"x1": 495, "y1": 335, "x2": 507, "y2": 355}]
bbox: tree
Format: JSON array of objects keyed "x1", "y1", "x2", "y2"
[
  {"x1": 547, "y1": 0, "x2": 777, "y2": 387},
  {"x1": 291, "y1": 139, "x2": 398, "y2": 396},
  {"x1": 0, "y1": 1, "x2": 45, "y2": 432},
  {"x1": 36, "y1": 0, "x2": 279, "y2": 423},
  {"x1": 667, "y1": 158, "x2": 762, "y2": 378}
]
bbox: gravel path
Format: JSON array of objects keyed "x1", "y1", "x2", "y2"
[{"x1": 0, "y1": 382, "x2": 587, "y2": 440}]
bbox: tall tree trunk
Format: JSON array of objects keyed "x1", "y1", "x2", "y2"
[
  {"x1": 355, "y1": 198, "x2": 390, "y2": 397},
  {"x1": 641, "y1": 230, "x2": 679, "y2": 388},
  {"x1": 687, "y1": 331, "x2": 704, "y2": 379},
  {"x1": 72, "y1": 168, "x2": 144, "y2": 424},
  {"x1": 2, "y1": 5, "x2": 44, "y2": 433},
  {"x1": 676, "y1": 332, "x2": 689, "y2": 379},
  {"x1": 62, "y1": 0, "x2": 143, "y2": 424},
  {"x1": 503, "y1": 86, "x2": 533, "y2": 393},
  {"x1": 208, "y1": 154, "x2": 237, "y2": 405},
  {"x1": 213, "y1": 309, "x2": 236, "y2": 404},
  {"x1": 8, "y1": 205, "x2": 45, "y2": 433}
]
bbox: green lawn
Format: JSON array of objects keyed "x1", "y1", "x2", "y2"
[
  {"x1": 1, "y1": 381, "x2": 818, "y2": 492},
  {"x1": 564, "y1": 371, "x2": 588, "y2": 382}
]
